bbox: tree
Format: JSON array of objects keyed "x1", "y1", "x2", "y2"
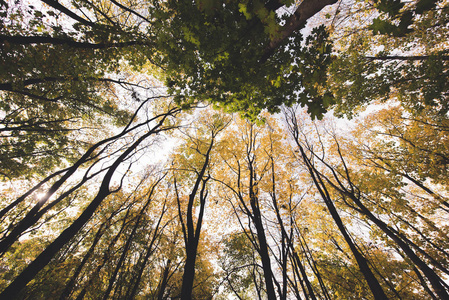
[
  {"x1": 283, "y1": 106, "x2": 389, "y2": 300},
  {"x1": 171, "y1": 109, "x2": 230, "y2": 300},
  {"x1": 157, "y1": 0, "x2": 338, "y2": 119},
  {"x1": 213, "y1": 117, "x2": 282, "y2": 299},
  {"x1": 2, "y1": 0, "x2": 447, "y2": 124},
  {"x1": 283, "y1": 105, "x2": 449, "y2": 298},
  {"x1": 0, "y1": 99, "x2": 181, "y2": 299},
  {"x1": 0, "y1": 0, "x2": 151, "y2": 179}
]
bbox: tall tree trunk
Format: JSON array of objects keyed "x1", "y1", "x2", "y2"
[
  {"x1": 177, "y1": 130, "x2": 219, "y2": 300},
  {"x1": 127, "y1": 200, "x2": 168, "y2": 300},
  {"x1": 101, "y1": 176, "x2": 163, "y2": 300},
  {"x1": 285, "y1": 109, "x2": 388, "y2": 299},
  {"x1": 0, "y1": 113, "x2": 175, "y2": 299},
  {"x1": 249, "y1": 195, "x2": 277, "y2": 300},
  {"x1": 270, "y1": 156, "x2": 317, "y2": 300},
  {"x1": 157, "y1": 260, "x2": 172, "y2": 300},
  {"x1": 0, "y1": 102, "x2": 172, "y2": 255},
  {"x1": 181, "y1": 238, "x2": 201, "y2": 300},
  {"x1": 296, "y1": 143, "x2": 389, "y2": 300},
  {"x1": 343, "y1": 190, "x2": 449, "y2": 299},
  {"x1": 59, "y1": 222, "x2": 107, "y2": 300}
]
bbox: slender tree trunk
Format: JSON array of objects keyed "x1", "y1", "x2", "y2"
[
  {"x1": 247, "y1": 163, "x2": 277, "y2": 300},
  {"x1": 157, "y1": 260, "x2": 172, "y2": 300},
  {"x1": 304, "y1": 128, "x2": 449, "y2": 299},
  {"x1": 59, "y1": 222, "x2": 106, "y2": 300},
  {"x1": 0, "y1": 170, "x2": 101, "y2": 257},
  {"x1": 344, "y1": 191, "x2": 449, "y2": 299},
  {"x1": 127, "y1": 201, "x2": 168, "y2": 300},
  {"x1": 296, "y1": 143, "x2": 389, "y2": 300},
  {"x1": 298, "y1": 234, "x2": 332, "y2": 300},
  {"x1": 101, "y1": 177, "x2": 163, "y2": 300},
  {"x1": 284, "y1": 110, "x2": 388, "y2": 299},
  {"x1": 0, "y1": 103, "x2": 170, "y2": 255},
  {"x1": 291, "y1": 247, "x2": 317, "y2": 300},
  {"x1": 101, "y1": 217, "x2": 141, "y2": 300},
  {"x1": 250, "y1": 199, "x2": 277, "y2": 300},
  {"x1": 181, "y1": 238, "x2": 201, "y2": 300},
  {"x1": 270, "y1": 156, "x2": 317, "y2": 300},
  {"x1": 0, "y1": 116, "x2": 173, "y2": 299},
  {"x1": 178, "y1": 131, "x2": 218, "y2": 300},
  {"x1": 413, "y1": 266, "x2": 439, "y2": 300}
]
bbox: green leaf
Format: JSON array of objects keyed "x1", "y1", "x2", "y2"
[{"x1": 415, "y1": 0, "x2": 437, "y2": 14}]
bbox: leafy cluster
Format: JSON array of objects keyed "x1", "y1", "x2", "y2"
[{"x1": 329, "y1": 0, "x2": 448, "y2": 117}]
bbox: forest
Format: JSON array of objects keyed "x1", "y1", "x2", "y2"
[{"x1": 0, "y1": 0, "x2": 448, "y2": 299}]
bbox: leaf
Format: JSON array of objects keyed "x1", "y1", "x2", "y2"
[
  {"x1": 238, "y1": 3, "x2": 252, "y2": 20},
  {"x1": 415, "y1": 0, "x2": 438, "y2": 14}
]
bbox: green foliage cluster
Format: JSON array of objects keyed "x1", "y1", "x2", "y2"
[
  {"x1": 329, "y1": 0, "x2": 448, "y2": 118},
  {"x1": 0, "y1": 0, "x2": 142, "y2": 179},
  {"x1": 157, "y1": 0, "x2": 336, "y2": 120},
  {"x1": 2, "y1": 0, "x2": 446, "y2": 180},
  {"x1": 370, "y1": 0, "x2": 438, "y2": 36}
]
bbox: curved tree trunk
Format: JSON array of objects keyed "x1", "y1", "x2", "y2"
[{"x1": 0, "y1": 110, "x2": 177, "y2": 299}]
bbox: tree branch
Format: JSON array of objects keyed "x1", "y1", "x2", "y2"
[
  {"x1": 365, "y1": 55, "x2": 449, "y2": 61},
  {"x1": 40, "y1": 0, "x2": 97, "y2": 28},
  {"x1": 260, "y1": 0, "x2": 338, "y2": 62},
  {"x1": 0, "y1": 34, "x2": 151, "y2": 48}
]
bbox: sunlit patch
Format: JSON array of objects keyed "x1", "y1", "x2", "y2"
[{"x1": 35, "y1": 192, "x2": 48, "y2": 203}]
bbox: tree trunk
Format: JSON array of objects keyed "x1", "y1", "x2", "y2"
[
  {"x1": 59, "y1": 222, "x2": 107, "y2": 300},
  {"x1": 297, "y1": 144, "x2": 389, "y2": 300},
  {"x1": 250, "y1": 198, "x2": 277, "y2": 300},
  {"x1": 157, "y1": 260, "x2": 172, "y2": 300},
  {"x1": 178, "y1": 133, "x2": 216, "y2": 300},
  {"x1": 0, "y1": 118, "x2": 172, "y2": 299}
]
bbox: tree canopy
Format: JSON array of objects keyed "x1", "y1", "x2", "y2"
[{"x1": 0, "y1": 0, "x2": 448, "y2": 299}]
